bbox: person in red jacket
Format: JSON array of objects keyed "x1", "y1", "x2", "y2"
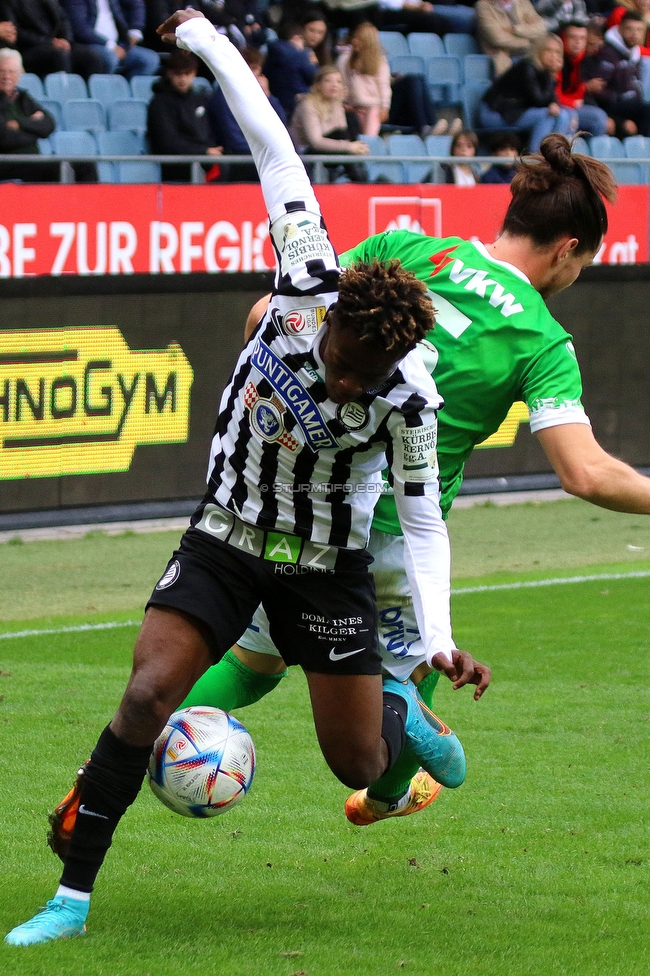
[{"x1": 557, "y1": 21, "x2": 613, "y2": 134}]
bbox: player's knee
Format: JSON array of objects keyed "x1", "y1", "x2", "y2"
[{"x1": 118, "y1": 675, "x2": 180, "y2": 738}]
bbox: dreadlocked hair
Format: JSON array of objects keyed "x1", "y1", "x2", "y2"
[
  {"x1": 503, "y1": 134, "x2": 617, "y2": 254},
  {"x1": 335, "y1": 259, "x2": 434, "y2": 353}
]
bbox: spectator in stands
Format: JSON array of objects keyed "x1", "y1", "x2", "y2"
[
  {"x1": 60, "y1": 0, "x2": 160, "y2": 78},
  {"x1": 264, "y1": 21, "x2": 318, "y2": 120},
  {"x1": 0, "y1": 0, "x2": 106, "y2": 79},
  {"x1": 557, "y1": 21, "x2": 612, "y2": 133},
  {"x1": 0, "y1": 47, "x2": 57, "y2": 181},
  {"x1": 480, "y1": 130, "x2": 520, "y2": 181},
  {"x1": 374, "y1": 0, "x2": 476, "y2": 35},
  {"x1": 476, "y1": 0, "x2": 547, "y2": 75},
  {"x1": 208, "y1": 46, "x2": 287, "y2": 179},
  {"x1": 337, "y1": 21, "x2": 391, "y2": 135},
  {"x1": 302, "y1": 9, "x2": 333, "y2": 66},
  {"x1": 532, "y1": 0, "x2": 589, "y2": 32},
  {"x1": 289, "y1": 64, "x2": 369, "y2": 180},
  {"x1": 591, "y1": 9, "x2": 650, "y2": 135},
  {"x1": 147, "y1": 47, "x2": 222, "y2": 181},
  {"x1": 479, "y1": 32, "x2": 577, "y2": 150},
  {"x1": 441, "y1": 128, "x2": 482, "y2": 183},
  {"x1": 607, "y1": 0, "x2": 650, "y2": 42},
  {"x1": 387, "y1": 67, "x2": 457, "y2": 135}
]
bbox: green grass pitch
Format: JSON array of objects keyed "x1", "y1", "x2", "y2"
[{"x1": 0, "y1": 498, "x2": 649, "y2": 976}]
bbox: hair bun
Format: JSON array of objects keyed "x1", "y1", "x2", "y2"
[{"x1": 539, "y1": 134, "x2": 575, "y2": 175}]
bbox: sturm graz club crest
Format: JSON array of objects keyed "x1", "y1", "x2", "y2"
[
  {"x1": 244, "y1": 382, "x2": 299, "y2": 451},
  {"x1": 336, "y1": 401, "x2": 370, "y2": 431}
]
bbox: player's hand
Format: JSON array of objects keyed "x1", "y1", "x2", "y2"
[
  {"x1": 157, "y1": 8, "x2": 206, "y2": 45},
  {"x1": 431, "y1": 649, "x2": 491, "y2": 700}
]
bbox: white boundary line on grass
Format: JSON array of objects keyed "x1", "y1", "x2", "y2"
[{"x1": 1, "y1": 570, "x2": 649, "y2": 641}]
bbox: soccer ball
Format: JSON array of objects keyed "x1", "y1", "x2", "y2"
[{"x1": 147, "y1": 706, "x2": 255, "y2": 818}]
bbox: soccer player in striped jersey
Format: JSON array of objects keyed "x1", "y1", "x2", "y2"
[
  {"x1": 6, "y1": 10, "x2": 487, "y2": 947},
  {"x1": 168, "y1": 134, "x2": 650, "y2": 826}
]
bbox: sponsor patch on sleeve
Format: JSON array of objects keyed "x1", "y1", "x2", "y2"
[
  {"x1": 275, "y1": 217, "x2": 335, "y2": 270},
  {"x1": 393, "y1": 422, "x2": 439, "y2": 483}
]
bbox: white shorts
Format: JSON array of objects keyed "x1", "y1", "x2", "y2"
[{"x1": 237, "y1": 527, "x2": 426, "y2": 680}]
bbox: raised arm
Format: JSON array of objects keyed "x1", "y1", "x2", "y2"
[{"x1": 158, "y1": 10, "x2": 318, "y2": 224}]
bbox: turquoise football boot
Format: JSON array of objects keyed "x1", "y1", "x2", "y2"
[
  {"x1": 5, "y1": 895, "x2": 88, "y2": 946},
  {"x1": 383, "y1": 677, "x2": 466, "y2": 788}
]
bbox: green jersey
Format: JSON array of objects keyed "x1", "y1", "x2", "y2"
[{"x1": 340, "y1": 230, "x2": 590, "y2": 533}]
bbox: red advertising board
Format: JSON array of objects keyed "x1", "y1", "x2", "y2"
[{"x1": 0, "y1": 182, "x2": 646, "y2": 278}]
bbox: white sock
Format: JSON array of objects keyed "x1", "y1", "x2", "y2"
[
  {"x1": 55, "y1": 885, "x2": 90, "y2": 903},
  {"x1": 366, "y1": 786, "x2": 412, "y2": 814}
]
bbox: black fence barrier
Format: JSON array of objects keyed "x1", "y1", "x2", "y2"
[{"x1": 0, "y1": 264, "x2": 648, "y2": 518}]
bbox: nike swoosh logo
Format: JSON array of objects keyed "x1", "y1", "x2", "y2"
[
  {"x1": 329, "y1": 646, "x2": 365, "y2": 661},
  {"x1": 78, "y1": 804, "x2": 109, "y2": 820}
]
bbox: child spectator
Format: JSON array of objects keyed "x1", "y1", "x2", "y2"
[
  {"x1": 441, "y1": 128, "x2": 482, "y2": 184},
  {"x1": 147, "y1": 48, "x2": 222, "y2": 182},
  {"x1": 480, "y1": 131, "x2": 521, "y2": 182}
]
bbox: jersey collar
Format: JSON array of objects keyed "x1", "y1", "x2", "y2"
[{"x1": 472, "y1": 241, "x2": 532, "y2": 285}]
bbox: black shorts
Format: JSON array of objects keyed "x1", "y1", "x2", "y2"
[{"x1": 147, "y1": 526, "x2": 381, "y2": 675}]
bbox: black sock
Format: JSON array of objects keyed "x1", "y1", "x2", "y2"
[
  {"x1": 60, "y1": 725, "x2": 153, "y2": 893},
  {"x1": 381, "y1": 692, "x2": 407, "y2": 769}
]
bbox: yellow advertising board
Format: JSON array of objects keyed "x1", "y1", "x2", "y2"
[{"x1": 0, "y1": 327, "x2": 193, "y2": 480}]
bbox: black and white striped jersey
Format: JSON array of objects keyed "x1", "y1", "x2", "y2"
[{"x1": 198, "y1": 203, "x2": 444, "y2": 551}]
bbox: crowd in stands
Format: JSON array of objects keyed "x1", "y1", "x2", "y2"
[{"x1": 2, "y1": 0, "x2": 650, "y2": 183}]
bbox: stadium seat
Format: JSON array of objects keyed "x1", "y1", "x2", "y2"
[
  {"x1": 108, "y1": 100, "x2": 148, "y2": 132},
  {"x1": 571, "y1": 135, "x2": 591, "y2": 155},
  {"x1": 193, "y1": 77, "x2": 213, "y2": 93},
  {"x1": 18, "y1": 73, "x2": 45, "y2": 100},
  {"x1": 640, "y1": 55, "x2": 650, "y2": 101},
  {"x1": 623, "y1": 134, "x2": 650, "y2": 182},
  {"x1": 41, "y1": 98, "x2": 63, "y2": 129},
  {"x1": 425, "y1": 134, "x2": 452, "y2": 182},
  {"x1": 463, "y1": 54, "x2": 492, "y2": 83},
  {"x1": 89, "y1": 73, "x2": 131, "y2": 107},
  {"x1": 378, "y1": 31, "x2": 409, "y2": 58},
  {"x1": 426, "y1": 55, "x2": 462, "y2": 103},
  {"x1": 44, "y1": 71, "x2": 87, "y2": 102},
  {"x1": 115, "y1": 161, "x2": 161, "y2": 183},
  {"x1": 461, "y1": 81, "x2": 491, "y2": 129},
  {"x1": 359, "y1": 134, "x2": 403, "y2": 183},
  {"x1": 407, "y1": 33, "x2": 445, "y2": 58},
  {"x1": 37, "y1": 137, "x2": 53, "y2": 154},
  {"x1": 590, "y1": 134, "x2": 643, "y2": 183},
  {"x1": 96, "y1": 130, "x2": 145, "y2": 183},
  {"x1": 387, "y1": 133, "x2": 430, "y2": 183},
  {"x1": 62, "y1": 99, "x2": 106, "y2": 133},
  {"x1": 51, "y1": 130, "x2": 98, "y2": 157},
  {"x1": 388, "y1": 55, "x2": 426, "y2": 77},
  {"x1": 130, "y1": 75, "x2": 158, "y2": 102},
  {"x1": 443, "y1": 33, "x2": 478, "y2": 57}
]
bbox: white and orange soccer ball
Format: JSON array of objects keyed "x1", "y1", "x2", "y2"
[{"x1": 147, "y1": 707, "x2": 255, "y2": 818}]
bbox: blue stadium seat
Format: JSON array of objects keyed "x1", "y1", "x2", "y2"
[
  {"x1": 463, "y1": 54, "x2": 492, "y2": 83},
  {"x1": 41, "y1": 98, "x2": 63, "y2": 129},
  {"x1": 89, "y1": 73, "x2": 131, "y2": 107},
  {"x1": 96, "y1": 130, "x2": 145, "y2": 182},
  {"x1": 461, "y1": 81, "x2": 491, "y2": 129},
  {"x1": 571, "y1": 135, "x2": 591, "y2": 155},
  {"x1": 624, "y1": 134, "x2": 650, "y2": 182},
  {"x1": 590, "y1": 134, "x2": 643, "y2": 183},
  {"x1": 443, "y1": 33, "x2": 478, "y2": 57},
  {"x1": 18, "y1": 73, "x2": 45, "y2": 100},
  {"x1": 359, "y1": 134, "x2": 403, "y2": 182},
  {"x1": 640, "y1": 55, "x2": 650, "y2": 101},
  {"x1": 388, "y1": 55, "x2": 425, "y2": 77},
  {"x1": 51, "y1": 130, "x2": 98, "y2": 156},
  {"x1": 589, "y1": 135, "x2": 624, "y2": 157},
  {"x1": 130, "y1": 75, "x2": 158, "y2": 102},
  {"x1": 108, "y1": 99, "x2": 148, "y2": 132},
  {"x1": 115, "y1": 161, "x2": 161, "y2": 183},
  {"x1": 424, "y1": 134, "x2": 452, "y2": 182},
  {"x1": 62, "y1": 99, "x2": 106, "y2": 132},
  {"x1": 426, "y1": 55, "x2": 462, "y2": 103},
  {"x1": 378, "y1": 31, "x2": 409, "y2": 57},
  {"x1": 37, "y1": 137, "x2": 53, "y2": 154},
  {"x1": 387, "y1": 133, "x2": 430, "y2": 183},
  {"x1": 44, "y1": 72, "x2": 87, "y2": 102},
  {"x1": 407, "y1": 33, "x2": 445, "y2": 58},
  {"x1": 193, "y1": 77, "x2": 213, "y2": 93}
]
